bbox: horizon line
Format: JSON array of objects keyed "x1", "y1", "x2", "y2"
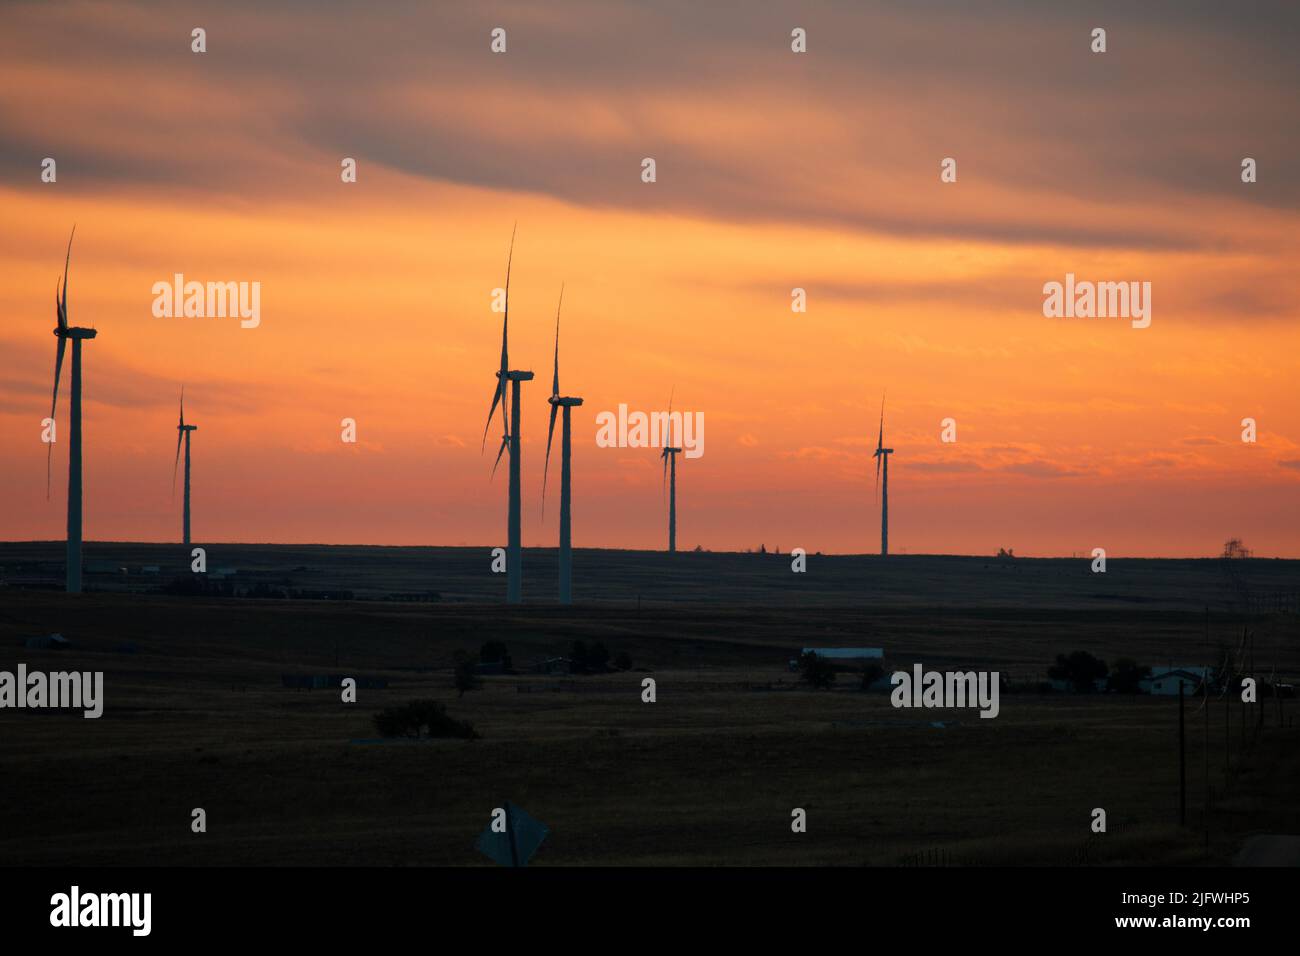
[{"x1": 1, "y1": 540, "x2": 1293, "y2": 562}]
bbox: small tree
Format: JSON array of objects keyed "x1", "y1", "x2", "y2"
[
  {"x1": 859, "y1": 662, "x2": 885, "y2": 690},
  {"x1": 453, "y1": 650, "x2": 481, "y2": 698},
  {"x1": 613, "y1": 651, "x2": 633, "y2": 671},
  {"x1": 373, "y1": 700, "x2": 478, "y2": 739},
  {"x1": 1108, "y1": 658, "x2": 1151, "y2": 694},
  {"x1": 1048, "y1": 651, "x2": 1108, "y2": 692},
  {"x1": 798, "y1": 651, "x2": 836, "y2": 690},
  {"x1": 480, "y1": 641, "x2": 509, "y2": 664}
]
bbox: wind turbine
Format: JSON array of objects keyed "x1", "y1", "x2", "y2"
[
  {"x1": 482, "y1": 227, "x2": 533, "y2": 604},
  {"x1": 660, "y1": 390, "x2": 682, "y2": 553},
  {"x1": 542, "y1": 285, "x2": 583, "y2": 604},
  {"x1": 46, "y1": 227, "x2": 97, "y2": 594},
  {"x1": 173, "y1": 388, "x2": 198, "y2": 546},
  {"x1": 873, "y1": 392, "x2": 894, "y2": 556}
]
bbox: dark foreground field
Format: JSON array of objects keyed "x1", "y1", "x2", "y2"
[{"x1": 0, "y1": 544, "x2": 1296, "y2": 866}]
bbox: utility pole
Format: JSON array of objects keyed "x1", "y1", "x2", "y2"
[
  {"x1": 1178, "y1": 680, "x2": 1186, "y2": 827},
  {"x1": 505, "y1": 801, "x2": 519, "y2": 868},
  {"x1": 1224, "y1": 684, "x2": 1230, "y2": 783},
  {"x1": 1204, "y1": 675, "x2": 1210, "y2": 855}
]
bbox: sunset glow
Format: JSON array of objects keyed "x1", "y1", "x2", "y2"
[{"x1": 2, "y1": 1, "x2": 1298, "y2": 556}]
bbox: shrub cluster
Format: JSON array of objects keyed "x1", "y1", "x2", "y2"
[{"x1": 373, "y1": 700, "x2": 478, "y2": 739}]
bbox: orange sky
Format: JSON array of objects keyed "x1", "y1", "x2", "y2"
[{"x1": 2, "y1": 1, "x2": 1298, "y2": 556}]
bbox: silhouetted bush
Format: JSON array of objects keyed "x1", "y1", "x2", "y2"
[
  {"x1": 159, "y1": 575, "x2": 230, "y2": 596},
  {"x1": 373, "y1": 700, "x2": 478, "y2": 739},
  {"x1": 244, "y1": 582, "x2": 286, "y2": 599},
  {"x1": 1107, "y1": 658, "x2": 1151, "y2": 694},
  {"x1": 569, "y1": 640, "x2": 611, "y2": 674},
  {"x1": 453, "y1": 652, "x2": 481, "y2": 697},
  {"x1": 480, "y1": 641, "x2": 509, "y2": 664},
  {"x1": 1049, "y1": 651, "x2": 1108, "y2": 692},
  {"x1": 859, "y1": 662, "x2": 885, "y2": 690},
  {"x1": 613, "y1": 651, "x2": 634, "y2": 671},
  {"x1": 799, "y1": 651, "x2": 836, "y2": 690}
]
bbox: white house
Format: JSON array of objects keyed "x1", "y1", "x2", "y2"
[{"x1": 1143, "y1": 667, "x2": 1212, "y2": 696}]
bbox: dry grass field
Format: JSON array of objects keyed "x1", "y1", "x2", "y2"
[{"x1": 0, "y1": 544, "x2": 1296, "y2": 866}]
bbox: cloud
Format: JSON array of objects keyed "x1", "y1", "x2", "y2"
[
  {"x1": 3, "y1": 0, "x2": 1297, "y2": 251},
  {"x1": 1001, "y1": 460, "x2": 1085, "y2": 478}
]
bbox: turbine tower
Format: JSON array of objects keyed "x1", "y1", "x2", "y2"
[
  {"x1": 660, "y1": 391, "x2": 682, "y2": 553},
  {"x1": 542, "y1": 285, "x2": 583, "y2": 604},
  {"x1": 173, "y1": 388, "x2": 198, "y2": 546},
  {"x1": 47, "y1": 227, "x2": 97, "y2": 594},
  {"x1": 873, "y1": 392, "x2": 894, "y2": 556},
  {"x1": 482, "y1": 228, "x2": 533, "y2": 604}
]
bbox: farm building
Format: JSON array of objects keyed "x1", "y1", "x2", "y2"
[
  {"x1": 789, "y1": 647, "x2": 884, "y2": 671},
  {"x1": 1142, "y1": 667, "x2": 1212, "y2": 695}
]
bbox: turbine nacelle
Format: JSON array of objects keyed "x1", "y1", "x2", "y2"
[
  {"x1": 54, "y1": 327, "x2": 97, "y2": 340},
  {"x1": 499, "y1": 370, "x2": 534, "y2": 382},
  {"x1": 550, "y1": 396, "x2": 584, "y2": 407}
]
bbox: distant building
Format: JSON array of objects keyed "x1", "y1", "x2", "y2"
[
  {"x1": 1048, "y1": 677, "x2": 1108, "y2": 693},
  {"x1": 531, "y1": 657, "x2": 571, "y2": 675},
  {"x1": 791, "y1": 647, "x2": 884, "y2": 672},
  {"x1": 24, "y1": 633, "x2": 70, "y2": 650},
  {"x1": 801, "y1": 647, "x2": 883, "y2": 661},
  {"x1": 1142, "y1": 667, "x2": 1212, "y2": 696}
]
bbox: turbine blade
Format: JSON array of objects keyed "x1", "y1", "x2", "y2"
[
  {"x1": 542, "y1": 403, "x2": 559, "y2": 519},
  {"x1": 491, "y1": 433, "x2": 510, "y2": 479},
  {"x1": 501, "y1": 224, "x2": 514, "y2": 377},
  {"x1": 874, "y1": 389, "x2": 884, "y2": 502},
  {"x1": 179, "y1": 386, "x2": 186, "y2": 428},
  {"x1": 47, "y1": 332, "x2": 66, "y2": 499},
  {"x1": 876, "y1": 389, "x2": 885, "y2": 453},
  {"x1": 58, "y1": 226, "x2": 74, "y2": 331},
  {"x1": 661, "y1": 447, "x2": 668, "y2": 496},
  {"x1": 482, "y1": 379, "x2": 506, "y2": 451},
  {"x1": 552, "y1": 283, "x2": 563, "y2": 397},
  {"x1": 173, "y1": 427, "x2": 183, "y2": 496},
  {"x1": 483, "y1": 227, "x2": 515, "y2": 451},
  {"x1": 667, "y1": 386, "x2": 675, "y2": 447}
]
